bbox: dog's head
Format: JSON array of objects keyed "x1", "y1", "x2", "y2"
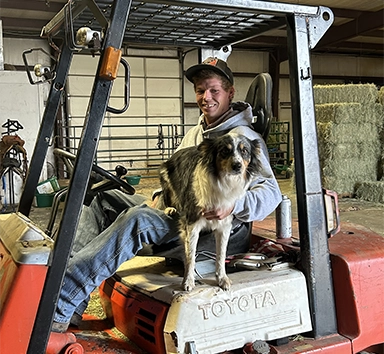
[{"x1": 198, "y1": 132, "x2": 261, "y2": 181}]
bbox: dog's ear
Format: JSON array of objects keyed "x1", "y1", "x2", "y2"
[
  {"x1": 251, "y1": 138, "x2": 260, "y2": 153},
  {"x1": 198, "y1": 138, "x2": 215, "y2": 154},
  {"x1": 248, "y1": 139, "x2": 262, "y2": 174},
  {"x1": 198, "y1": 138, "x2": 216, "y2": 165}
]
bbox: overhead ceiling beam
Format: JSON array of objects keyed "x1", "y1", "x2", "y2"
[
  {"x1": 0, "y1": 0, "x2": 64, "y2": 13},
  {"x1": 331, "y1": 8, "x2": 363, "y2": 19},
  {"x1": 236, "y1": 34, "x2": 384, "y2": 60},
  {"x1": 319, "y1": 9, "x2": 384, "y2": 47},
  {"x1": 321, "y1": 41, "x2": 384, "y2": 52},
  {"x1": 238, "y1": 35, "x2": 287, "y2": 46},
  {"x1": 236, "y1": 34, "x2": 384, "y2": 51},
  {"x1": 1, "y1": 17, "x2": 47, "y2": 33},
  {"x1": 361, "y1": 30, "x2": 384, "y2": 38}
]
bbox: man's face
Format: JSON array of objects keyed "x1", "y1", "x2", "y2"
[{"x1": 194, "y1": 77, "x2": 234, "y2": 124}]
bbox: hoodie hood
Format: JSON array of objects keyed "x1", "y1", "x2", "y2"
[
  {"x1": 176, "y1": 101, "x2": 258, "y2": 151},
  {"x1": 201, "y1": 101, "x2": 254, "y2": 139}
]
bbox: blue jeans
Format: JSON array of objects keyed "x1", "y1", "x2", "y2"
[{"x1": 54, "y1": 191, "x2": 180, "y2": 324}]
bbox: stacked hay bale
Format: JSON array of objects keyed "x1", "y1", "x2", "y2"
[
  {"x1": 355, "y1": 181, "x2": 384, "y2": 203},
  {"x1": 314, "y1": 84, "x2": 384, "y2": 202},
  {"x1": 378, "y1": 87, "x2": 384, "y2": 180}
]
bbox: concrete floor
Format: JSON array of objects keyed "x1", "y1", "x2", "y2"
[{"x1": 276, "y1": 178, "x2": 384, "y2": 237}]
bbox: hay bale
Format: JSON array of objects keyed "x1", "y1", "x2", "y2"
[
  {"x1": 379, "y1": 87, "x2": 384, "y2": 105},
  {"x1": 318, "y1": 141, "x2": 380, "y2": 161},
  {"x1": 314, "y1": 84, "x2": 378, "y2": 105},
  {"x1": 321, "y1": 176, "x2": 356, "y2": 196},
  {"x1": 299, "y1": 84, "x2": 384, "y2": 196},
  {"x1": 321, "y1": 161, "x2": 379, "y2": 196},
  {"x1": 314, "y1": 98, "x2": 383, "y2": 195},
  {"x1": 321, "y1": 157, "x2": 377, "y2": 182},
  {"x1": 317, "y1": 121, "x2": 380, "y2": 145},
  {"x1": 380, "y1": 150, "x2": 384, "y2": 181},
  {"x1": 315, "y1": 102, "x2": 383, "y2": 125},
  {"x1": 318, "y1": 140, "x2": 379, "y2": 194},
  {"x1": 355, "y1": 181, "x2": 384, "y2": 203}
]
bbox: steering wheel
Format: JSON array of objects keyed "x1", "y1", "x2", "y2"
[
  {"x1": 91, "y1": 164, "x2": 135, "y2": 195},
  {"x1": 53, "y1": 148, "x2": 135, "y2": 195}
]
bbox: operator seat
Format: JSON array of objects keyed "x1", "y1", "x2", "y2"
[
  {"x1": 151, "y1": 73, "x2": 274, "y2": 260},
  {"x1": 245, "y1": 72, "x2": 273, "y2": 141}
]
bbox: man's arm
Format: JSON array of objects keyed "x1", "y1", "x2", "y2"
[{"x1": 230, "y1": 127, "x2": 282, "y2": 222}]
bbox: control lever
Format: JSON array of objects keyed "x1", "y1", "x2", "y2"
[
  {"x1": 106, "y1": 57, "x2": 130, "y2": 114},
  {"x1": 323, "y1": 188, "x2": 340, "y2": 237},
  {"x1": 115, "y1": 165, "x2": 127, "y2": 178}
]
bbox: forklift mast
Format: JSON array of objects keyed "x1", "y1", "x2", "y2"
[{"x1": 15, "y1": 1, "x2": 336, "y2": 352}]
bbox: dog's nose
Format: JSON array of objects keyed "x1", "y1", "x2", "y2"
[{"x1": 232, "y1": 162, "x2": 242, "y2": 172}]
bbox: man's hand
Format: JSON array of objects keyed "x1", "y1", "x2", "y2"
[
  {"x1": 150, "y1": 195, "x2": 159, "y2": 208},
  {"x1": 202, "y1": 206, "x2": 233, "y2": 220}
]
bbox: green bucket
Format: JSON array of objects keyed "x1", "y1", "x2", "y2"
[
  {"x1": 34, "y1": 192, "x2": 55, "y2": 208},
  {"x1": 36, "y1": 177, "x2": 60, "y2": 195}
]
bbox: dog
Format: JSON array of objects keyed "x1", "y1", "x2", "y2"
[{"x1": 157, "y1": 132, "x2": 261, "y2": 291}]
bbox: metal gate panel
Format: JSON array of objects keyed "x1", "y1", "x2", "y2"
[{"x1": 63, "y1": 52, "x2": 183, "y2": 174}]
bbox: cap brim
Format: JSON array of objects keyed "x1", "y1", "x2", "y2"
[{"x1": 185, "y1": 63, "x2": 233, "y2": 84}]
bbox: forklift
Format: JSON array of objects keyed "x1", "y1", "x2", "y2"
[{"x1": 0, "y1": 0, "x2": 383, "y2": 353}]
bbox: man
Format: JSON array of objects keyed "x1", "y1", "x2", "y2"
[{"x1": 52, "y1": 57, "x2": 282, "y2": 332}]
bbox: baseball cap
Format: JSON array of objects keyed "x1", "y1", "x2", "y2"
[{"x1": 185, "y1": 57, "x2": 234, "y2": 85}]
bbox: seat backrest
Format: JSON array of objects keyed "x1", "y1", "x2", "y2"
[{"x1": 244, "y1": 73, "x2": 273, "y2": 141}]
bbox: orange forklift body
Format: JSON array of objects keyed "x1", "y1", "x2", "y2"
[
  {"x1": 0, "y1": 242, "x2": 48, "y2": 354},
  {"x1": 329, "y1": 226, "x2": 384, "y2": 353}
]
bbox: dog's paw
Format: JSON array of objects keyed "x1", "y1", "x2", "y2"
[
  {"x1": 218, "y1": 275, "x2": 231, "y2": 291},
  {"x1": 164, "y1": 207, "x2": 177, "y2": 216},
  {"x1": 182, "y1": 277, "x2": 195, "y2": 292}
]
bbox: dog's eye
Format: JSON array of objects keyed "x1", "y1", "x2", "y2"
[
  {"x1": 220, "y1": 147, "x2": 232, "y2": 157},
  {"x1": 240, "y1": 147, "x2": 250, "y2": 156}
]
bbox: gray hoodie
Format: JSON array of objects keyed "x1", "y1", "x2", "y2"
[{"x1": 177, "y1": 101, "x2": 282, "y2": 223}]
